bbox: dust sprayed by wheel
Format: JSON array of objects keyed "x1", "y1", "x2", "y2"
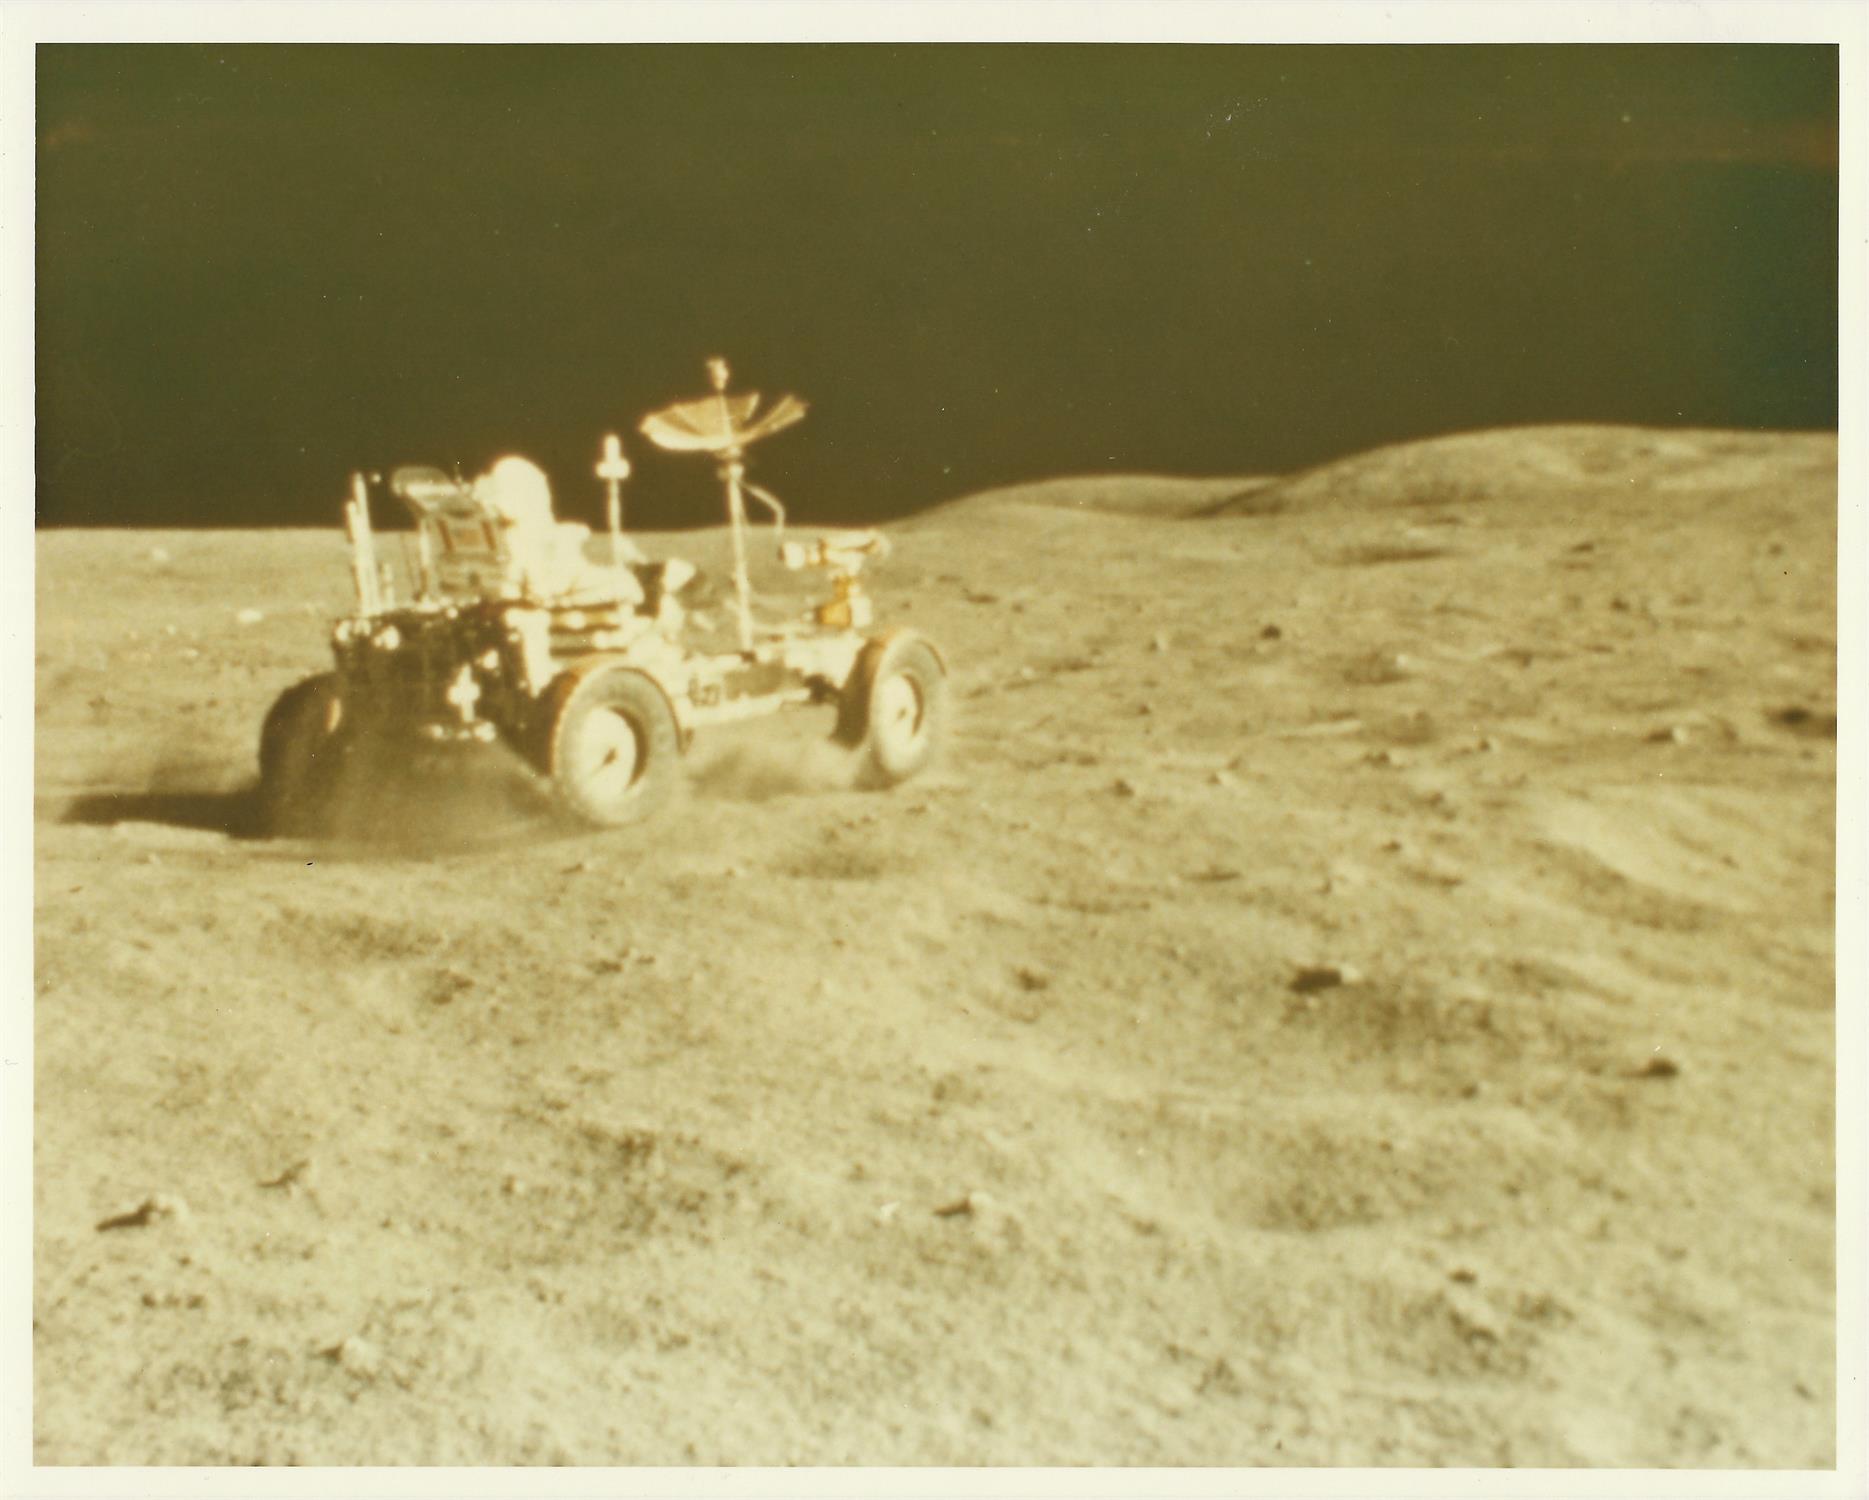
[
  {"x1": 540, "y1": 666, "x2": 682, "y2": 827},
  {"x1": 836, "y1": 635, "x2": 948, "y2": 787},
  {"x1": 257, "y1": 672, "x2": 349, "y2": 837}
]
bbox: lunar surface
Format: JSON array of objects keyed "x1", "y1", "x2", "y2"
[{"x1": 33, "y1": 424, "x2": 1836, "y2": 1465}]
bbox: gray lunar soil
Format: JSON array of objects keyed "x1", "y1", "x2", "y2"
[{"x1": 32, "y1": 424, "x2": 1836, "y2": 1465}]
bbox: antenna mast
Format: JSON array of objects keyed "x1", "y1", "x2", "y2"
[{"x1": 596, "y1": 433, "x2": 632, "y2": 567}]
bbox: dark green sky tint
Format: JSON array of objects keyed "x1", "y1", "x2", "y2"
[{"x1": 36, "y1": 45, "x2": 1838, "y2": 529}]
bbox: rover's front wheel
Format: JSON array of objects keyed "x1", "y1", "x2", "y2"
[
  {"x1": 258, "y1": 672, "x2": 348, "y2": 837},
  {"x1": 540, "y1": 666, "x2": 681, "y2": 827},
  {"x1": 835, "y1": 634, "x2": 948, "y2": 787}
]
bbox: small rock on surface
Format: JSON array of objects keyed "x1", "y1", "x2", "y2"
[
  {"x1": 1630, "y1": 1055, "x2": 1681, "y2": 1080},
  {"x1": 1290, "y1": 963, "x2": 1364, "y2": 994},
  {"x1": 1112, "y1": 778, "x2": 1140, "y2": 798},
  {"x1": 1770, "y1": 706, "x2": 1838, "y2": 739},
  {"x1": 95, "y1": 1194, "x2": 191, "y2": 1232},
  {"x1": 322, "y1": 1336, "x2": 382, "y2": 1376},
  {"x1": 1647, "y1": 725, "x2": 1690, "y2": 745},
  {"x1": 1260, "y1": 623, "x2": 1283, "y2": 640},
  {"x1": 932, "y1": 1191, "x2": 1018, "y2": 1234},
  {"x1": 259, "y1": 1158, "x2": 316, "y2": 1192},
  {"x1": 235, "y1": 608, "x2": 266, "y2": 626}
]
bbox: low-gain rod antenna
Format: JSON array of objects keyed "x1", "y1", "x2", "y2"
[{"x1": 596, "y1": 432, "x2": 632, "y2": 565}]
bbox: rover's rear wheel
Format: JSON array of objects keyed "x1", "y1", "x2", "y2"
[
  {"x1": 835, "y1": 634, "x2": 947, "y2": 787},
  {"x1": 540, "y1": 666, "x2": 681, "y2": 827},
  {"x1": 258, "y1": 672, "x2": 348, "y2": 837}
]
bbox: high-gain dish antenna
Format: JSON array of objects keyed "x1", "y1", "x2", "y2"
[
  {"x1": 639, "y1": 357, "x2": 808, "y2": 456},
  {"x1": 639, "y1": 358, "x2": 808, "y2": 650}
]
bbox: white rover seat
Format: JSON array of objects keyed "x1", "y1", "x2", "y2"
[{"x1": 392, "y1": 458, "x2": 645, "y2": 607}]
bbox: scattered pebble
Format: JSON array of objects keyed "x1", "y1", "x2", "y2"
[
  {"x1": 1290, "y1": 962, "x2": 1363, "y2": 994},
  {"x1": 428, "y1": 969, "x2": 474, "y2": 1005},
  {"x1": 1448, "y1": 1267, "x2": 1479, "y2": 1284},
  {"x1": 1365, "y1": 748, "x2": 1406, "y2": 768},
  {"x1": 259, "y1": 1159, "x2": 316, "y2": 1193},
  {"x1": 1630, "y1": 1055, "x2": 1680, "y2": 1080},
  {"x1": 321, "y1": 1335, "x2": 382, "y2": 1377},
  {"x1": 1260, "y1": 623, "x2": 1283, "y2": 640},
  {"x1": 1209, "y1": 769, "x2": 1238, "y2": 788},
  {"x1": 95, "y1": 1194, "x2": 190, "y2": 1232},
  {"x1": 1013, "y1": 966, "x2": 1051, "y2": 993},
  {"x1": 502, "y1": 1175, "x2": 527, "y2": 1197},
  {"x1": 1112, "y1": 778, "x2": 1140, "y2": 798},
  {"x1": 147, "y1": 546, "x2": 171, "y2": 563},
  {"x1": 1476, "y1": 736, "x2": 1500, "y2": 753},
  {"x1": 235, "y1": 608, "x2": 265, "y2": 626},
  {"x1": 1647, "y1": 725, "x2": 1689, "y2": 745},
  {"x1": 141, "y1": 1289, "x2": 207, "y2": 1310},
  {"x1": 876, "y1": 1201, "x2": 901, "y2": 1224},
  {"x1": 1151, "y1": 632, "x2": 1170, "y2": 653},
  {"x1": 1770, "y1": 706, "x2": 1837, "y2": 739}
]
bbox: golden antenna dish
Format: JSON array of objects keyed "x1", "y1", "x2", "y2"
[{"x1": 638, "y1": 363, "x2": 809, "y2": 455}]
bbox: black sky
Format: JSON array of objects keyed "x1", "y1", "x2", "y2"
[{"x1": 35, "y1": 45, "x2": 1839, "y2": 530}]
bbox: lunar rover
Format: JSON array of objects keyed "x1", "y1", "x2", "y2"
[{"x1": 258, "y1": 359, "x2": 947, "y2": 834}]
